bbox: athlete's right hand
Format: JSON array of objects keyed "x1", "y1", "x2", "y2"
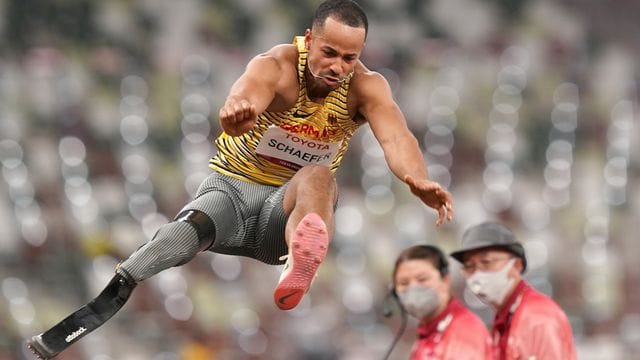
[{"x1": 219, "y1": 98, "x2": 258, "y2": 136}]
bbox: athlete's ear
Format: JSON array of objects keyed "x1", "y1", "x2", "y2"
[{"x1": 304, "y1": 29, "x2": 312, "y2": 49}]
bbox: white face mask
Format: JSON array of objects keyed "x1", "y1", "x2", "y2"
[
  {"x1": 466, "y1": 258, "x2": 516, "y2": 307},
  {"x1": 398, "y1": 284, "x2": 441, "y2": 320}
]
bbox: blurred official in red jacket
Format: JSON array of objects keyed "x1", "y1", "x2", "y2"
[
  {"x1": 392, "y1": 245, "x2": 493, "y2": 360},
  {"x1": 451, "y1": 222, "x2": 577, "y2": 360}
]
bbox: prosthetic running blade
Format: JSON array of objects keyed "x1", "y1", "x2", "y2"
[{"x1": 26, "y1": 272, "x2": 136, "y2": 359}]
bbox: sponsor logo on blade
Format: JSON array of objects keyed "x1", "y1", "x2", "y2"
[{"x1": 65, "y1": 327, "x2": 87, "y2": 343}]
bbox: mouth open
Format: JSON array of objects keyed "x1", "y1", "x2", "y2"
[{"x1": 322, "y1": 77, "x2": 339, "y2": 87}]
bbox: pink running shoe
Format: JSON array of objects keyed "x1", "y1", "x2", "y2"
[{"x1": 274, "y1": 213, "x2": 329, "y2": 310}]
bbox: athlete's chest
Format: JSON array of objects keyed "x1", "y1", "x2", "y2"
[{"x1": 267, "y1": 80, "x2": 361, "y2": 122}]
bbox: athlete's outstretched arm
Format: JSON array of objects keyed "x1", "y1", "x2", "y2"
[
  {"x1": 219, "y1": 52, "x2": 282, "y2": 136},
  {"x1": 356, "y1": 72, "x2": 453, "y2": 225}
]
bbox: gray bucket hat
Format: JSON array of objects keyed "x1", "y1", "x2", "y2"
[{"x1": 450, "y1": 221, "x2": 527, "y2": 272}]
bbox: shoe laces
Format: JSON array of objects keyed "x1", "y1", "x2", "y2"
[{"x1": 279, "y1": 254, "x2": 291, "y2": 269}]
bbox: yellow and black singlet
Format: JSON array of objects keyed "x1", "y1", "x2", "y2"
[{"x1": 209, "y1": 36, "x2": 362, "y2": 186}]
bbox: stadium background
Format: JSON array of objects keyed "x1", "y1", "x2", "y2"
[{"x1": 0, "y1": 0, "x2": 638, "y2": 359}]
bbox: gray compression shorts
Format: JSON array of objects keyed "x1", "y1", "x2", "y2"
[{"x1": 179, "y1": 172, "x2": 289, "y2": 265}]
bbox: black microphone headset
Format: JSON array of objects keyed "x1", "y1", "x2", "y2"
[{"x1": 381, "y1": 245, "x2": 449, "y2": 360}]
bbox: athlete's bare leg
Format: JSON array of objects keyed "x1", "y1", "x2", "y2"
[
  {"x1": 282, "y1": 164, "x2": 337, "y2": 242},
  {"x1": 274, "y1": 165, "x2": 336, "y2": 310}
]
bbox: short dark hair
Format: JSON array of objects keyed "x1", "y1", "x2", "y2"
[
  {"x1": 313, "y1": 0, "x2": 368, "y2": 37},
  {"x1": 393, "y1": 245, "x2": 450, "y2": 281}
]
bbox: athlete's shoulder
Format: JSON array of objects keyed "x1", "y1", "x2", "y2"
[
  {"x1": 257, "y1": 44, "x2": 298, "y2": 69},
  {"x1": 350, "y1": 61, "x2": 389, "y2": 92},
  {"x1": 350, "y1": 62, "x2": 392, "y2": 100},
  {"x1": 352, "y1": 61, "x2": 385, "y2": 82}
]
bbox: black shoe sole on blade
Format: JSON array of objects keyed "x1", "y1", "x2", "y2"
[{"x1": 26, "y1": 335, "x2": 57, "y2": 359}]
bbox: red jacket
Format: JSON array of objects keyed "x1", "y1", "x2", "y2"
[
  {"x1": 410, "y1": 298, "x2": 493, "y2": 360},
  {"x1": 493, "y1": 280, "x2": 576, "y2": 360}
]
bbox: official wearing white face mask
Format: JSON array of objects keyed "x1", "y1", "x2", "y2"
[
  {"x1": 450, "y1": 222, "x2": 577, "y2": 360},
  {"x1": 389, "y1": 245, "x2": 492, "y2": 360},
  {"x1": 464, "y1": 255, "x2": 518, "y2": 308}
]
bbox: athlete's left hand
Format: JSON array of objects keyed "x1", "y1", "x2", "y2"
[{"x1": 404, "y1": 175, "x2": 454, "y2": 226}]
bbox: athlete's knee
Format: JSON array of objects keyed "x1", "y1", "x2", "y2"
[
  {"x1": 174, "y1": 209, "x2": 216, "y2": 252},
  {"x1": 295, "y1": 165, "x2": 336, "y2": 187}
]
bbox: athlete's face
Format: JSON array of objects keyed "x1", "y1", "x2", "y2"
[{"x1": 305, "y1": 16, "x2": 366, "y2": 89}]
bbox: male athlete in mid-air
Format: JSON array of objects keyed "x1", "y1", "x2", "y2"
[{"x1": 27, "y1": 0, "x2": 453, "y2": 358}]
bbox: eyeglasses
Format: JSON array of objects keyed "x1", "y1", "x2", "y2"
[{"x1": 461, "y1": 257, "x2": 513, "y2": 274}]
